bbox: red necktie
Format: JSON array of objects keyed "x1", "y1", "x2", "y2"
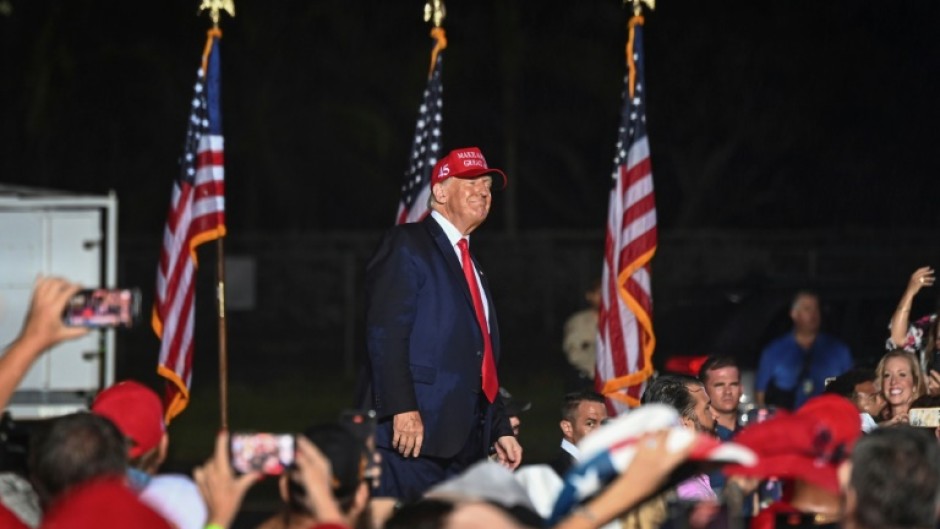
[{"x1": 457, "y1": 238, "x2": 499, "y2": 402}]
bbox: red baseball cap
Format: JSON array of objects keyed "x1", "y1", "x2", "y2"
[
  {"x1": 430, "y1": 147, "x2": 507, "y2": 189},
  {"x1": 91, "y1": 381, "x2": 165, "y2": 459},
  {"x1": 723, "y1": 395, "x2": 861, "y2": 494}
]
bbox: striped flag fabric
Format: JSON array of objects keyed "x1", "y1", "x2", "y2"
[
  {"x1": 396, "y1": 28, "x2": 446, "y2": 225},
  {"x1": 153, "y1": 30, "x2": 226, "y2": 422},
  {"x1": 596, "y1": 16, "x2": 657, "y2": 414}
]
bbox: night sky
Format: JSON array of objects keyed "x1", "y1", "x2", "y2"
[
  {"x1": 5, "y1": 1, "x2": 940, "y2": 474},
  {"x1": 4, "y1": 0, "x2": 940, "y2": 238}
]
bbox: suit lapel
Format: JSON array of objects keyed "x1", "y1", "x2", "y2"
[
  {"x1": 422, "y1": 217, "x2": 499, "y2": 357},
  {"x1": 422, "y1": 217, "x2": 475, "y2": 309}
]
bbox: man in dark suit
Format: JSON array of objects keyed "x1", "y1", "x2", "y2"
[
  {"x1": 365, "y1": 146, "x2": 522, "y2": 500},
  {"x1": 549, "y1": 390, "x2": 607, "y2": 478}
]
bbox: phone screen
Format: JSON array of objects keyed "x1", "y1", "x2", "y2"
[
  {"x1": 909, "y1": 407, "x2": 940, "y2": 428},
  {"x1": 740, "y1": 406, "x2": 778, "y2": 428},
  {"x1": 62, "y1": 288, "x2": 141, "y2": 328},
  {"x1": 230, "y1": 432, "x2": 295, "y2": 475}
]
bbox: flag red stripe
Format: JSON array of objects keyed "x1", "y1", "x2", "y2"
[
  {"x1": 623, "y1": 158, "x2": 652, "y2": 185},
  {"x1": 608, "y1": 298, "x2": 630, "y2": 378},
  {"x1": 620, "y1": 230, "x2": 657, "y2": 267},
  {"x1": 622, "y1": 194, "x2": 656, "y2": 222},
  {"x1": 165, "y1": 281, "x2": 195, "y2": 372},
  {"x1": 157, "y1": 258, "x2": 193, "y2": 367},
  {"x1": 197, "y1": 150, "x2": 224, "y2": 168},
  {"x1": 194, "y1": 179, "x2": 225, "y2": 197},
  {"x1": 165, "y1": 185, "x2": 191, "y2": 235},
  {"x1": 160, "y1": 232, "x2": 193, "y2": 325}
]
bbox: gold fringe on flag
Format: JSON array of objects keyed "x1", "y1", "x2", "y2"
[
  {"x1": 201, "y1": 28, "x2": 223, "y2": 75},
  {"x1": 428, "y1": 27, "x2": 448, "y2": 78},
  {"x1": 626, "y1": 15, "x2": 644, "y2": 99}
]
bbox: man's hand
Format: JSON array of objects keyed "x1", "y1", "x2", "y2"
[
  {"x1": 193, "y1": 431, "x2": 261, "y2": 529},
  {"x1": 493, "y1": 435, "x2": 522, "y2": 470},
  {"x1": 18, "y1": 276, "x2": 88, "y2": 352},
  {"x1": 393, "y1": 410, "x2": 424, "y2": 458}
]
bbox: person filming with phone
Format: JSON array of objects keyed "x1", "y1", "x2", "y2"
[
  {"x1": 0, "y1": 277, "x2": 89, "y2": 412},
  {"x1": 253, "y1": 424, "x2": 373, "y2": 529},
  {"x1": 363, "y1": 146, "x2": 522, "y2": 500}
]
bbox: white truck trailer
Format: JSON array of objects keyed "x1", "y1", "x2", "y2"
[{"x1": 0, "y1": 185, "x2": 118, "y2": 419}]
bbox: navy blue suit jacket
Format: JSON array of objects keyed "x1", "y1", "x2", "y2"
[{"x1": 365, "y1": 216, "x2": 511, "y2": 458}]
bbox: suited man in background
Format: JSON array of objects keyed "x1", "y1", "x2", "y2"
[
  {"x1": 549, "y1": 390, "x2": 607, "y2": 478},
  {"x1": 365, "y1": 146, "x2": 522, "y2": 500}
]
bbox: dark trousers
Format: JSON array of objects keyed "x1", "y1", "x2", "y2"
[{"x1": 375, "y1": 399, "x2": 488, "y2": 501}]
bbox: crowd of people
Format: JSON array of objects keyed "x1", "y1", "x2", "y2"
[
  {"x1": 3, "y1": 270, "x2": 940, "y2": 529},
  {"x1": 3, "y1": 149, "x2": 940, "y2": 529}
]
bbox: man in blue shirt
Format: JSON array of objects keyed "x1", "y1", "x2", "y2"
[{"x1": 756, "y1": 290, "x2": 854, "y2": 410}]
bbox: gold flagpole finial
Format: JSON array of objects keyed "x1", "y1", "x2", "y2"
[
  {"x1": 423, "y1": 0, "x2": 446, "y2": 28},
  {"x1": 198, "y1": 0, "x2": 235, "y2": 28},
  {"x1": 625, "y1": 0, "x2": 655, "y2": 16}
]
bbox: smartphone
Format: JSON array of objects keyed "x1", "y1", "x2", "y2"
[
  {"x1": 62, "y1": 288, "x2": 141, "y2": 328},
  {"x1": 229, "y1": 432, "x2": 295, "y2": 475},
  {"x1": 909, "y1": 407, "x2": 940, "y2": 428},
  {"x1": 929, "y1": 350, "x2": 940, "y2": 374},
  {"x1": 339, "y1": 409, "x2": 376, "y2": 440},
  {"x1": 339, "y1": 409, "x2": 378, "y2": 487},
  {"x1": 739, "y1": 406, "x2": 777, "y2": 427}
]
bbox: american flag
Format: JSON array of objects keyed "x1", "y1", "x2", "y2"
[
  {"x1": 153, "y1": 31, "x2": 226, "y2": 422},
  {"x1": 396, "y1": 28, "x2": 446, "y2": 225},
  {"x1": 596, "y1": 16, "x2": 657, "y2": 414}
]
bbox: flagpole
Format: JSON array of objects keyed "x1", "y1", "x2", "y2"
[
  {"x1": 199, "y1": 0, "x2": 235, "y2": 430},
  {"x1": 217, "y1": 239, "x2": 229, "y2": 430}
]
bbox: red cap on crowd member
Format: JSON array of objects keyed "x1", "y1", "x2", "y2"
[
  {"x1": 0, "y1": 503, "x2": 28, "y2": 529},
  {"x1": 430, "y1": 147, "x2": 508, "y2": 189},
  {"x1": 40, "y1": 477, "x2": 172, "y2": 529},
  {"x1": 91, "y1": 380, "x2": 165, "y2": 458},
  {"x1": 724, "y1": 394, "x2": 862, "y2": 494}
]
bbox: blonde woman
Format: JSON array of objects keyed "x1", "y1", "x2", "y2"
[{"x1": 875, "y1": 349, "x2": 927, "y2": 425}]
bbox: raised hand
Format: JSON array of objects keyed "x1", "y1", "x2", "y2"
[{"x1": 906, "y1": 267, "x2": 935, "y2": 295}]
